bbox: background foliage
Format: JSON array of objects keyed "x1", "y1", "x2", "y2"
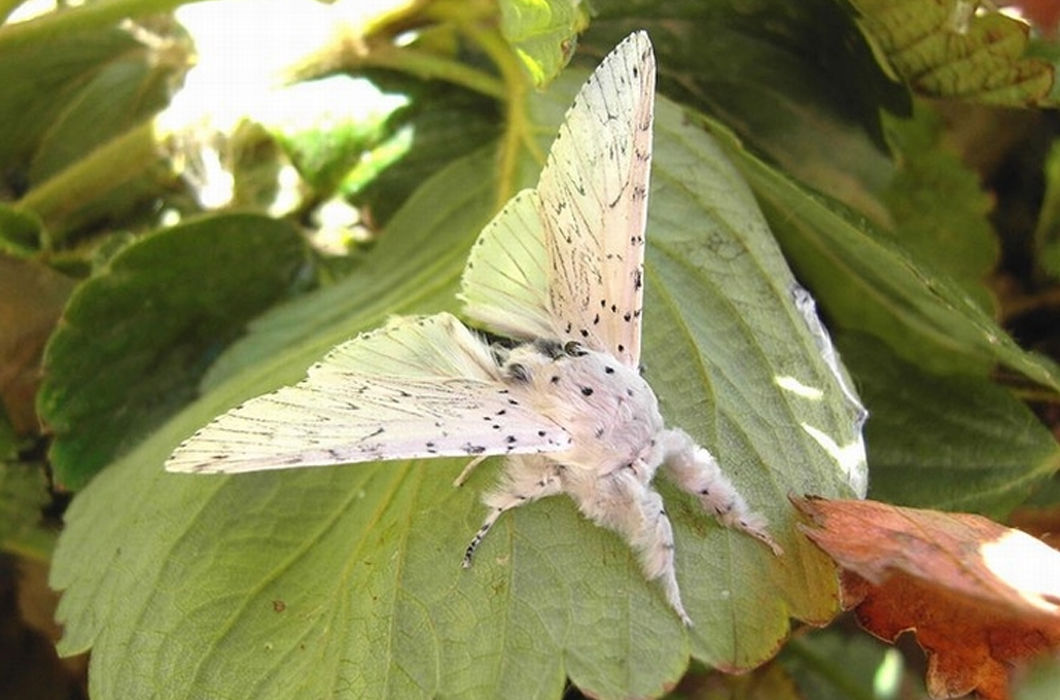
[{"x1": 2, "y1": 0, "x2": 1059, "y2": 698}]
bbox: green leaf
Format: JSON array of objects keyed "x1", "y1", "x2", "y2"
[
  {"x1": 840, "y1": 333, "x2": 1060, "y2": 517},
  {"x1": 348, "y1": 71, "x2": 501, "y2": 227},
  {"x1": 37, "y1": 213, "x2": 308, "y2": 490},
  {"x1": 850, "y1": 0, "x2": 1055, "y2": 105},
  {"x1": 585, "y1": 0, "x2": 908, "y2": 226},
  {"x1": 781, "y1": 628, "x2": 895, "y2": 700},
  {"x1": 51, "y1": 79, "x2": 861, "y2": 697},
  {"x1": 269, "y1": 76, "x2": 404, "y2": 197},
  {"x1": 710, "y1": 118, "x2": 1060, "y2": 388},
  {"x1": 1035, "y1": 138, "x2": 1060, "y2": 280},
  {"x1": 0, "y1": 462, "x2": 56, "y2": 560},
  {"x1": 0, "y1": 204, "x2": 42, "y2": 255},
  {"x1": 498, "y1": 0, "x2": 587, "y2": 86},
  {"x1": 1015, "y1": 654, "x2": 1060, "y2": 700},
  {"x1": 26, "y1": 37, "x2": 177, "y2": 184},
  {"x1": 0, "y1": 27, "x2": 136, "y2": 172},
  {"x1": 0, "y1": 253, "x2": 76, "y2": 434},
  {"x1": 880, "y1": 103, "x2": 998, "y2": 309},
  {"x1": 0, "y1": 24, "x2": 185, "y2": 183}
]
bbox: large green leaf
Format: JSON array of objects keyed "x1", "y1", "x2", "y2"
[
  {"x1": 37, "y1": 214, "x2": 308, "y2": 490},
  {"x1": 51, "y1": 76, "x2": 861, "y2": 697},
  {"x1": 841, "y1": 333, "x2": 1060, "y2": 517},
  {"x1": 711, "y1": 118, "x2": 1060, "y2": 388}
]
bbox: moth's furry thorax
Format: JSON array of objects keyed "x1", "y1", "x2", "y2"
[{"x1": 501, "y1": 341, "x2": 664, "y2": 475}]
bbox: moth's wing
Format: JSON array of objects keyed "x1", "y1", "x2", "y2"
[
  {"x1": 165, "y1": 313, "x2": 571, "y2": 474},
  {"x1": 537, "y1": 30, "x2": 655, "y2": 367},
  {"x1": 459, "y1": 189, "x2": 554, "y2": 341}
]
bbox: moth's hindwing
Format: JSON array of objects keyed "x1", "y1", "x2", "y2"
[
  {"x1": 460, "y1": 32, "x2": 656, "y2": 369},
  {"x1": 460, "y1": 190, "x2": 553, "y2": 341}
]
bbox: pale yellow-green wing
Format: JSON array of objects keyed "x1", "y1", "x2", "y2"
[
  {"x1": 460, "y1": 190, "x2": 554, "y2": 341},
  {"x1": 461, "y1": 32, "x2": 656, "y2": 370}
]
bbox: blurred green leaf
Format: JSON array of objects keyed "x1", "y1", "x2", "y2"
[
  {"x1": 0, "y1": 27, "x2": 137, "y2": 174},
  {"x1": 839, "y1": 333, "x2": 1060, "y2": 517},
  {"x1": 268, "y1": 76, "x2": 405, "y2": 199},
  {"x1": 499, "y1": 0, "x2": 587, "y2": 85},
  {"x1": 666, "y1": 660, "x2": 802, "y2": 699},
  {"x1": 0, "y1": 25, "x2": 186, "y2": 185},
  {"x1": 0, "y1": 204, "x2": 42, "y2": 256},
  {"x1": 347, "y1": 71, "x2": 501, "y2": 227},
  {"x1": 880, "y1": 103, "x2": 997, "y2": 309},
  {"x1": 37, "y1": 213, "x2": 308, "y2": 490},
  {"x1": 0, "y1": 254, "x2": 76, "y2": 434},
  {"x1": 1036, "y1": 138, "x2": 1060, "y2": 280},
  {"x1": 50, "y1": 75, "x2": 863, "y2": 698},
  {"x1": 850, "y1": 0, "x2": 1055, "y2": 105},
  {"x1": 1015, "y1": 653, "x2": 1060, "y2": 700},
  {"x1": 585, "y1": 0, "x2": 909, "y2": 224},
  {"x1": 26, "y1": 39, "x2": 180, "y2": 184},
  {"x1": 781, "y1": 627, "x2": 906, "y2": 700},
  {"x1": 0, "y1": 462, "x2": 56, "y2": 560}
]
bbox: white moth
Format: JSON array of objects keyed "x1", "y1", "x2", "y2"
[{"x1": 166, "y1": 31, "x2": 779, "y2": 625}]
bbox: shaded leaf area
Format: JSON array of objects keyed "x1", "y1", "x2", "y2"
[
  {"x1": 0, "y1": 205, "x2": 42, "y2": 257},
  {"x1": 838, "y1": 333, "x2": 1060, "y2": 517},
  {"x1": 585, "y1": 0, "x2": 908, "y2": 226},
  {"x1": 881, "y1": 105, "x2": 997, "y2": 310},
  {"x1": 798, "y1": 498, "x2": 1060, "y2": 700},
  {"x1": 850, "y1": 0, "x2": 1055, "y2": 105},
  {"x1": 670, "y1": 660, "x2": 801, "y2": 699},
  {"x1": 780, "y1": 627, "x2": 903, "y2": 700},
  {"x1": 37, "y1": 214, "x2": 308, "y2": 490},
  {"x1": 348, "y1": 69, "x2": 502, "y2": 227},
  {"x1": 499, "y1": 0, "x2": 586, "y2": 86},
  {"x1": 0, "y1": 463, "x2": 55, "y2": 559},
  {"x1": 0, "y1": 23, "x2": 189, "y2": 239},
  {"x1": 0, "y1": 26, "x2": 167, "y2": 183},
  {"x1": 51, "y1": 80, "x2": 863, "y2": 698},
  {"x1": 1035, "y1": 138, "x2": 1060, "y2": 281},
  {"x1": 0, "y1": 255, "x2": 76, "y2": 435},
  {"x1": 710, "y1": 117, "x2": 1060, "y2": 387}
]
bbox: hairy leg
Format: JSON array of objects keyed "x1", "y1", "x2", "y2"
[
  {"x1": 462, "y1": 455, "x2": 564, "y2": 567},
  {"x1": 658, "y1": 428, "x2": 782, "y2": 555},
  {"x1": 567, "y1": 466, "x2": 692, "y2": 626}
]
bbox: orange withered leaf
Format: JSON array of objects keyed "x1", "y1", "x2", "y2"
[{"x1": 794, "y1": 497, "x2": 1060, "y2": 700}]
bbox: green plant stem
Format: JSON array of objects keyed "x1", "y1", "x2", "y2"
[
  {"x1": 351, "y1": 44, "x2": 506, "y2": 100},
  {"x1": 16, "y1": 120, "x2": 162, "y2": 245},
  {"x1": 0, "y1": 0, "x2": 202, "y2": 49},
  {"x1": 460, "y1": 21, "x2": 537, "y2": 210}
]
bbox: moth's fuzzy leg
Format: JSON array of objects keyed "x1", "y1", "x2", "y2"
[
  {"x1": 453, "y1": 454, "x2": 489, "y2": 487},
  {"x1": 567, "y1": 466, "x2": 691, "y2": 626},
  {"x1": 659, "y1": 428, "x2": 782, "y2": 555},
  {"x1": 462, "y1": 456, "x2": 564, "y2": 567}
]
